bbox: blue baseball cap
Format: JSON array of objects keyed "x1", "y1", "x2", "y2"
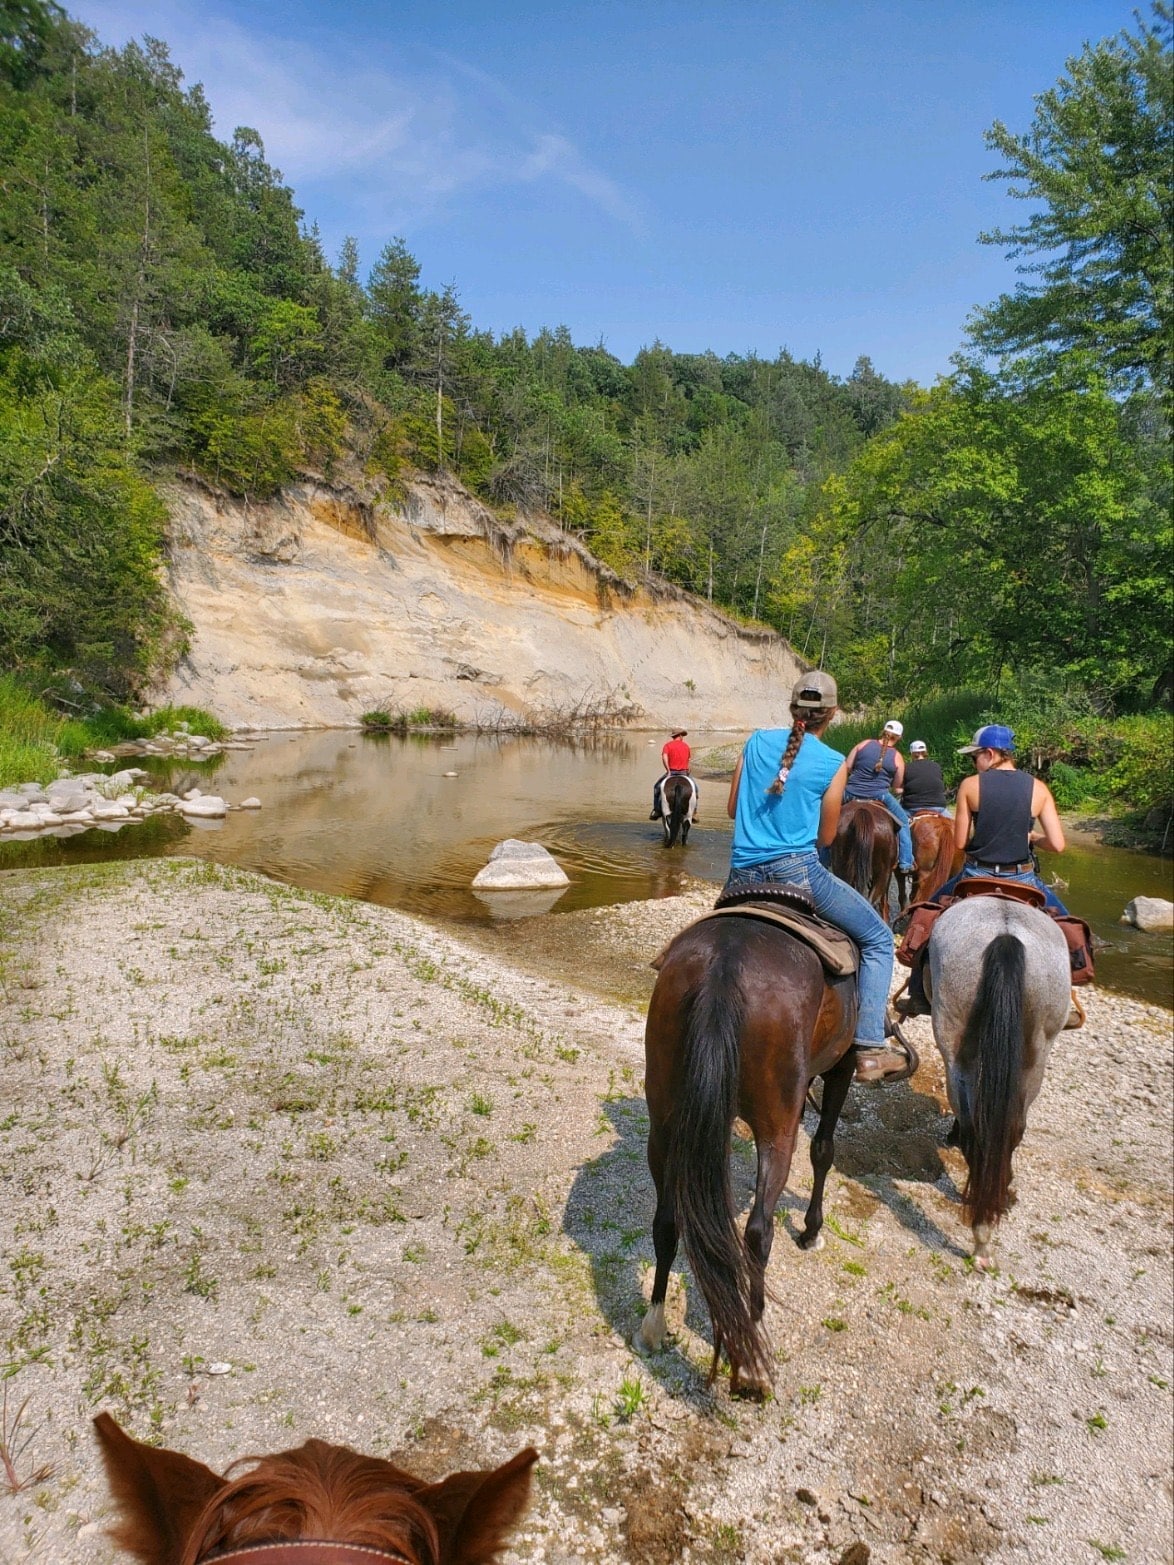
[{"x1": 958, "y1": 724, "x2": 1015, "y2": 755}]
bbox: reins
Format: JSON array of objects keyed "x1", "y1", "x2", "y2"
[{"x1": 204, "y1": 1543, "x2": 414, "y2": 1564}]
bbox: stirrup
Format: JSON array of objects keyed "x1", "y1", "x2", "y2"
[
  {"x1": 1064, "y1": 989, "x2": 1087, "y2": 1030},
  {"x1": 855, "y1": 1024, "x2": 919, "y2": 1085}
]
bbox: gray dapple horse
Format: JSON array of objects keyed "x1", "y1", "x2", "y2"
[{"x1": 928, "y1": 897, "x2": 1070, "y2": 1267}]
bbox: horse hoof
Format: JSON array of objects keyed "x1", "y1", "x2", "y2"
[
  {"x1": 730, "y1": 1375, "x2": 770, "y2": 1403},
  {"x1": 797, "y1": 1230, "x2": 825, "y2": 1252},
  {"x1": 972, "y1": 1253, "x2": 995, "y2": 1273}
]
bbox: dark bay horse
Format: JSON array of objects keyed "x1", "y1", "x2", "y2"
[
  {"x1": 927, "y1": 897, "x2": 1070, "y2": 1266},
  {"x1": 909, "y1": 812, "x2": 963, "y2": 903},
  {"x1": 829, "y1": 799, "x2": 898, "y2": 920},
  {"x1": 635, "y1": 903, "x2": 857, "y2": 1397},
  {"x1": 94, "y1": 1412, "x2": 536, "y2": 1565},
  {"x1": 660, "y1": 772, "x2": 696, "y2": 847}
]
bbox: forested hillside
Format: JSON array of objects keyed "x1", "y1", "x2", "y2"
[{"x1": 0, "y1": 0, "x2": 1169, "y2": 721}]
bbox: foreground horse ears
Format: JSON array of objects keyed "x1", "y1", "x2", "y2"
[
  {"x1": 94, "y1": 1412, "x2": 537, "y2": 1565},
  {"x1": 93, "y1": 1412, "x2": 224, "y2": 1562},
  {"x1": 418, "y1": 1447, "x2": 538, "y2": 1564}
]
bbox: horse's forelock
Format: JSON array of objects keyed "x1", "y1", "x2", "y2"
[{"x1": 181, "y1": 1443, "x2": 439, "y2": 1565}]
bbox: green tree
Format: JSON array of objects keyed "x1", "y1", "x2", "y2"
[
  {"x1": 819, "y1": 367, "x2": 1170, "y2": 705},
  {"x1": 970, "y1": 3, "x2": 1173, "y2": 404}
]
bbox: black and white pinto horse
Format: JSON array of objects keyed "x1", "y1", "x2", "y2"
[
  {"x1": 928, "y1": 897, "x2": 1071, "y2": 1266},
  {"x1": 657, "y1": 773, "x2": 698, "y2": 847}
]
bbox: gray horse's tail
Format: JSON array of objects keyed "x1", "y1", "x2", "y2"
[{"x1": 957, "y1": 932, "x2": 1027, "y2": 1230}]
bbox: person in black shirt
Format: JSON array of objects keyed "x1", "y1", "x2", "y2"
[{"x1": 901, "y1": 740, "x2": 950, "y2": 816}]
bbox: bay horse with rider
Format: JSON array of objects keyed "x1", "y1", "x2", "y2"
[{"x1": 636, "y1": 671, "x2": 915, "y2": 1395}]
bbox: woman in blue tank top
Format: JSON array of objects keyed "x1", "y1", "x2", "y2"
[{"x1": 725, "y1": 672, "x2": 914, "y2": 1084}]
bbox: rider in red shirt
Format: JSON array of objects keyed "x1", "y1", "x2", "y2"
[{"x1": 651, "y1": 730, "x2": 697, "y2": 819}]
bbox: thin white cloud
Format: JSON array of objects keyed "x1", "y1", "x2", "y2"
[{"x1": 74, "y1": 0, "x2": 644, "y2": 234}]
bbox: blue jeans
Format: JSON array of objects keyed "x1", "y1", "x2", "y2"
[
  {"x1": 845, "y1": 790, "x2": 914, "y2": 872},
  {"x1": 936, "y1": 862, "x2": 1069, "y2": 916},
  {"x1": 723, "y1": 850, "x2": 894, "y2": 1047}
]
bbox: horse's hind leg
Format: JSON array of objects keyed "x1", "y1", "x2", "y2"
[
  {"x1": 798, "y1": 1050, "x2": 854, "y2": 1251},
  {"x1": 635, "y1": 1131, "x2": 678, "y2": 1355}
]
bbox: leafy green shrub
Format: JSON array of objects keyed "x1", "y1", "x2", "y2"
[
  {"x1": 1046, "y1": 760, "x2": 1103, "y2": 810},
  {"x1": 1106, "y1": 715, "x2": 1174, "y2": 815}
]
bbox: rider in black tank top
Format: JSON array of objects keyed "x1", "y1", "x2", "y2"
[{"x1": 968, "y1": 769, "x2": 1035, "y2": 866}]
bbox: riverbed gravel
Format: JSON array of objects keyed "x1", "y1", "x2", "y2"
[{"x1": 0, "y1": 859, "x2": 1170, "y2": 1564}]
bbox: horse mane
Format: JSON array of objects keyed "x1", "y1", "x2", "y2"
[{"x1": 180, "y1": 1441, "x2": 439, "y2": 1565}]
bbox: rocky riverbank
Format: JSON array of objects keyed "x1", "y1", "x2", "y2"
[
  {"x1": 0, "y1": 861, "x2": 1170, "y2": 1564},
  {"x1": 0, "y1": 768, "x2": 262, "y2": 839}
]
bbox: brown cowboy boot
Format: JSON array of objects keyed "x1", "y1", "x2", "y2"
[{"x1": 894, "y1": 952, "x2": 931, "y2": 1019}]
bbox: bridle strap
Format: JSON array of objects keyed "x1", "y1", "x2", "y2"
[{"x1": 206, "y1": 1544, "x2": 413, "y2": 1564}]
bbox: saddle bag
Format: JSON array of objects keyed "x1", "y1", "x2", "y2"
[
  {"x1": 895, "y1": 900, "x2": 943, "y2": 969},
  {"x1": 895, "y1": 881, "x2": 1094, "y2": 984},
  {"x1": 1053, "y1": 915, "x2": 1096, "y2": 984}
]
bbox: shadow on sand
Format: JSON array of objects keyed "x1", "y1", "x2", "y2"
[{"x1": 562, "y1": 1074, "x2": 968, "y2": 1402}]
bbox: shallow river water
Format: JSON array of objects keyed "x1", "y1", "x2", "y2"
[{"x1": 4, "y1": 729, "x2": 1171, "y2": 1006}]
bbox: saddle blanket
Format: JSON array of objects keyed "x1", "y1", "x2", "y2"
[{"x1": 652, "y1": 900, "x2": 858, "y2": 977}]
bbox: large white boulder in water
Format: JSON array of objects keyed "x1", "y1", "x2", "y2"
[
  {"x1": 1121, "y1": 896, "x2": 1174, "y2": 932},
  {"x1": 472, "y1": 839, "x2": 570, "y2": 890}
]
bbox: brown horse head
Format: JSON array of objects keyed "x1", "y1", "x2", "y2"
[
  {"x1": 829, "y1": 800, "x2": 898, "y2": 920},
  {"x1": 93, "y1": 1412, "x2": 536, "y2": 1565}
]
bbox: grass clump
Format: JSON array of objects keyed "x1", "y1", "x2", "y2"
[
  {"x1": 0, "y1": 675, "x2": 227, "y2": 785},
  {"x1": 361, "y1": 705, "x2": 459, "y2": 735}
]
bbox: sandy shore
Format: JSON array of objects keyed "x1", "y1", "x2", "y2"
[{"x1": 0, "y1": 859, "x2": 1170, "y2": 1564}]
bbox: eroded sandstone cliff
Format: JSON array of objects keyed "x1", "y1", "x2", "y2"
[{"x1": 159, "y1": 471, "x2": 803, "y2": 730}]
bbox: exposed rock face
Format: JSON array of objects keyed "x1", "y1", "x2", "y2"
[{"x1": 158, "y1": 472, "x2": 804, "y2": 730}]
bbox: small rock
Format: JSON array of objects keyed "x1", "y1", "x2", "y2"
[
  {"x1": 181, "y1": 797, "x2": 227, "y2": 818},
  {"x1": 838, "y1": 1545, "x2": 871, "y2": 1565},
  {"x1": 239, "y1": 797, "x2": 262, "y2": 809},
  {"x1": 207, "y1": 1361, "x2": 232, "y2": 1376},
  {"x1": 797, "y1": 1488, "x2": 818, "y2": 1506},
  {"x1": 1122, "y1": 896, "x2": 1174, "y2": 932}
]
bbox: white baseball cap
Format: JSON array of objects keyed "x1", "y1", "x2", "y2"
[
  {"x1": 910, "y1": 739, "x2": 927, "y2": 753},
  {"x1": 883, "y1": 720, "x2": 904, "y2": 737}
]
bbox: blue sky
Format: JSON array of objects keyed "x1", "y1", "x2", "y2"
[{"x1": 75, "y1": 0, "x2": 1139, "y2": 385}]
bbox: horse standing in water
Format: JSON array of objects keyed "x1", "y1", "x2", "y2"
[
  {"x1": 828, "y1": 799, "x2": 898, "y2": 920},
  {"x1": 636, "y1": 900, "x2": 858, "y2": 1397},
  {"x1": 660, "y1": 772, "x2": 696, "y2": 848},
  {"x1": 94, "y1": 1412, "x2": 536, "y2": 1565},
  {"x1": 928, "y1": 896, "x2": 1070, "y2": 1267},
  {"x1": 909, "y1": 812, "x2": 963, "y2": 902}
]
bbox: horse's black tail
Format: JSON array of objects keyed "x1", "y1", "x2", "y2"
[
  {"x1": 957, "y1": 932, "x2": 1027, "y2": 1231},
  {"x1": 665, "y1": 936, "x2": 770, "y2": 1385},
  {"x1": 666, "y1": 781, "x2": 687, "y2": 847}
]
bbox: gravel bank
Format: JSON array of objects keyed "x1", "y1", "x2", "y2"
[{"x1": 0, "y1": 860, "x2": 1170, "y2": 1564}]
